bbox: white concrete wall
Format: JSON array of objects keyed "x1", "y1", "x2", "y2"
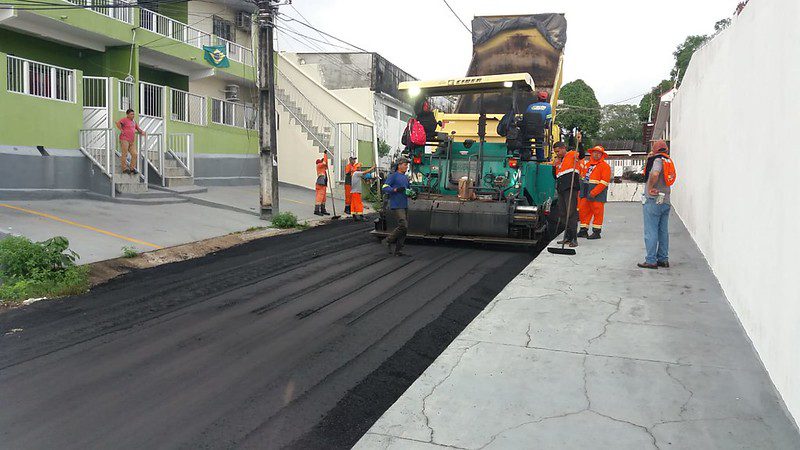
[
  {"x1": 275, "y1": 54, "x2": 373, "y2": 189},
  {"x1": 671, "y1": 0, "x2": 800, "y2": 426},
  {"x1": 189, "y1": 77, "x2": 256, "y2": 104}
]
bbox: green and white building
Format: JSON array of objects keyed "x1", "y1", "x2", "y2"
[{"x1": 0, "y1": 0, "x2": 264, "y2": 196}]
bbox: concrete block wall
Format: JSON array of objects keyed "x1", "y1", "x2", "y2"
[{"x1": 671, "y1": 0, "x2": 800, "y2": 426}]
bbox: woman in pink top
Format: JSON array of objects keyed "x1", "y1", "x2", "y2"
[{"x1": 115, "y1": 109, "x2": 146, "y2": 174}]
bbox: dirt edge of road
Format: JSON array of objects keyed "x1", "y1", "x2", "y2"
[{"x1": 88, "y1": 220, "x2": 332, "y2": 287}]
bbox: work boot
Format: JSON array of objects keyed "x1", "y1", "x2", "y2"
[
  {"x1": 320, "y1": 205, "x2": 331, "y2": 216},
  {"x1": 577, "y1": 228, "x2": 589, "y2": 238},
  {"x1": 657, "y1": 260, "x2": 670, "y2": 268},
  {"x1": 344, "y1": 205, "x2": 351, "y2": 214},
  {"x1": 637, "y1": 262, "x2": 658, "y2": 269},
  {"x1": 314, "y1": 205, "x2": 323, "y2": 216},
  {"x1": 587, "y1": 229, "x2": 602, "y2": 240}
]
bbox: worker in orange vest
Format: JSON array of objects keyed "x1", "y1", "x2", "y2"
[
  {"x1": 577, "y1": 146, "x2": 611, "y2": 239},
  {"x1": 314, "y1": 153, "x2": 331, "y2": 216},
  {"x1": 343, "y1": 156, "x2": 356, "y2": 215},
  {"x1": 552, "y1": 141, "x2": 581, "y2": 247}
]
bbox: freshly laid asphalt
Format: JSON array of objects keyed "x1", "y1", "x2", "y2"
[{"x1": 0, "y1": 218, "x2": 532, "y2": 449}]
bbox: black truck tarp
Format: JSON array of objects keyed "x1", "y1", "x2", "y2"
[{"x1": 456, "y1": 14, "x2": 567, "y2": 114}]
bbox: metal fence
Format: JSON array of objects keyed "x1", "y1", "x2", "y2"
[
  {"x1": 79, "y1": 128, "x2": 113, "y2": 175},
  {"x1": 83, "y1": 76, "x2": 107, "y2": 107},
  {"x1": 211, "y1": 98, "x2": 256, "y2": 130},
  {"x1": 118, "y1": 79, "x2": 135, "y2": 111},
  {"x1": 168, "y1": 133, "x2": 194, "y2": 175},
  {"x1": 140, "y1": 81, "x2": 164, "y2": 118},
  {"x1": 64, "y1": 0, "x2": 133, "y2": 24},
  {"x1": 139, "y1": 8, "x2": 253, "y2": 66},
  {"x1": 170, "y1": 88, "x2": 207, "y2": 126},
  {"x1": 7, "y1": 55, "x2": 75, "y2": 102}
]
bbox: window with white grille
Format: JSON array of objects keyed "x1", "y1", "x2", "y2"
[{"x1": 6, "y1": 56, "x2": 75, "y2": 102}]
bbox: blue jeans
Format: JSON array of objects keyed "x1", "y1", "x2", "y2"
[{"x1": 643, "y1": 198, "x2": 670, "y2": 264}]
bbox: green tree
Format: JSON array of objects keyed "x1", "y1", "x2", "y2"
[
  {"x1": 672, "y1": 35, "x2": 709, "y2": 86},
  {"x1": 377, "y1": 138, "x2": 391, "y2": 158},
  {"x1": 638, "y1": 79, "x2": 673, "y2": 122},
  {"x1": 556, "y1": 79, "x2": 601, "y2": 138},
  {"x1": 599, "y1": 105, "x2": 641, "y2": 141}
]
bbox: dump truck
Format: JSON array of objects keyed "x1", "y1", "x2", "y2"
[{"x1": 372, "y1": 14, "x2": 567, "y2": 247}]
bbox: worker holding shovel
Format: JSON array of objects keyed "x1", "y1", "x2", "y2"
[{"x1": 314, "y1": 154, "x2": 331, "y2": 216}]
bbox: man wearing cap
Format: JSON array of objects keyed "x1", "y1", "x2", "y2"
[
  {"x1": 526, "y1": 91, "x2": 553, "y2": 161},
  {"x1": 343, "y1": 156, "x2": 357, "y2": 215},
  {"x1": 552, "y1": 141, "x2": 580, "y2": 247},
  {"x1": 638, "y1": 140, "x2": 674, "y2": 269},
  {"x1": 382, "y1": 157, "x2": 411, "y2": 255},
  {"x1": 577, "y1": 146, "x2": 612, "y2": 239}
]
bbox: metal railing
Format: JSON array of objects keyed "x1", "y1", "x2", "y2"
[
  {"x1": 168, "y1": 133, "x2": 194, "y2": 175},
  {"x1": 211, "y1": 98, "x2": 256, "y2": 130},
  {"x1": 79, "y1": 128, "x2": 113, "y2": 175},
  {"x1": 64, "y1": 0, "x2": 133, "y2": 24},
  {"x1": 7, "y1": 55, "x2": 75, "y2": 102},
  {"x1": 170, "y1": 88, "x2": 207, "y2": 126},
  {"x1": 139, "y1": 8, "x2": 254, "y2": 66},
  {"x1": 83, "y1": 76, "x2": 108, "y2": 107},
  {"x1": 118, "y1": 79, "x2": 135, "y2": 111},
  {"x1": 140, "y1": 81, "x2": 164, "y2": 118},
  {"x1": 275, "y1": 67, "x2": 336, "y2": 151},
  {"x1": 137, "y1": 133, "x2": 160, "y2": 185}
]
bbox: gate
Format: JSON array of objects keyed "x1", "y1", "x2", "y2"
[{"x1": 83, "y1": 76, "x2": 109, "y2": 129}]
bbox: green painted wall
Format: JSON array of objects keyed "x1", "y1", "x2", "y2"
[
  {"x1": 153, "y1": 1, "x2": 188, "y2": 23},
  {"x1": 8, "y1": 0, "x2": 138, "y2": 42},
  {"x1": 0, "y1": 52, "x2": 83, "y2": 149},
  {"x1": 168, "y1": 120, "x2": 258, "y2": 155},
  {"x1": 357, "y1": 140, "x2": 375, "y2": 166},
  {"x1": 139, "y1": 66, "x2": 188, "y2": 91}
]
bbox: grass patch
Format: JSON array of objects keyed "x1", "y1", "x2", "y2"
[
  {"x1": 246, "y1": 226, "x2": 267, "y2": 232},
  {"x1": 121, "y1": 246, "x2": 138, "y2": 258},
  {"x1": 0, "y1": 236, "x2": 89, "y2": 304},
  {"x1": 296, "y1": 221, "x2": 311, "y2": 230},
  {"x1": 271, "y1": 212, "x2": 299, "y2": 229}
]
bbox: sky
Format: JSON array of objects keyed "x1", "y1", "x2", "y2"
[{"x1": 275, "y1": 0, "x2": 737, "y2": 105}]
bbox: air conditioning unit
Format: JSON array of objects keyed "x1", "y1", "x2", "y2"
[
  {"x1": 224, "y1": 84, "x2": 240, "y2": 102},
  {"x1": 235, "y1": 11, "x2": 252, "y2": 29}
]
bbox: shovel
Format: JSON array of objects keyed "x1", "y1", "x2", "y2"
[{"x1": 324, "y1": 151, "x2": 341, "y2": 220}]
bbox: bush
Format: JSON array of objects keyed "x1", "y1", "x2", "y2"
[
  {"x1": 271, "y1": 212, "x2": 299, "y2": 229},
  {"x1": 0, "y1": 235, "x2": 89, "y2": 303},
  {"x1": 121, "y1": 246, "x2": 138, "y2": 258},
  {"x1": 622, "y1": 170, "x2": 647, "y2": 183}
]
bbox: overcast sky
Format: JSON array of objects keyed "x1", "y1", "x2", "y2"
[{"x1": 276, "y1": 0, "x2": 737, "y2": 105}]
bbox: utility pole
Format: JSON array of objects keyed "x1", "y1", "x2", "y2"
[{"x1": 257, "y1": 0, "x2": 279, "y2": 219}]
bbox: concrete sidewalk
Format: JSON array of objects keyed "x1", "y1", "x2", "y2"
[
  {"x1": 0, "y1": 184, "x2": 345, "y2": 264},
  {"x1": 356, "y1": 203, "x2": 800, "y2": 449}
]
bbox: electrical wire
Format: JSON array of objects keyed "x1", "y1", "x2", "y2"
[
  {"x1": 275, "y1": 12, "x2": 370, "y2": 53},
  {"x1": 441, "y1": 0, "x2": 471, "y2": 34},
  {"x1": 288, "y1": 3, "x2": 330, "y2": 44}
]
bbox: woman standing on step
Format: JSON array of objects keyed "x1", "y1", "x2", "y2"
[{"x1": 116, "y1": 109, "x2": 146, "y2": 175}]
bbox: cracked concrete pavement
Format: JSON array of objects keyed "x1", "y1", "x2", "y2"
[{"x1": 354, "y1": 203, "x2": 800, "y2": 449}]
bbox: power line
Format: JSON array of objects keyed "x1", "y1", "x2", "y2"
[
  {"x1": 289, "y1": 3, "x2": 331, "y2": 44},
  {"x1": 274, "y1": 27, "x2": 371, "y2": 79},
  {"x1": 441, "y1": 0, "x2": 470, "y2": 34},
  {"x1": 276, "y1": 12, "x2": 370, "y2": 53}
]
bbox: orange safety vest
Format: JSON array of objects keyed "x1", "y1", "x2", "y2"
[
  {"x1": 581, "y1": 157, "x2": 611, "y2": 202},
  {"x1": 556, "y1": 150, "x2": 580, "y2": 178}
]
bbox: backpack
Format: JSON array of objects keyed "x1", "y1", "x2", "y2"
[
  {"x1": 658, "y1": 154, "x2": 677, "y2": 186},
  {"x1": 402, "y1": 118, "x2": 426, "y2": 147},
  {"x1": 644, "y1": 152, "x2": 677, "y2": 186}
]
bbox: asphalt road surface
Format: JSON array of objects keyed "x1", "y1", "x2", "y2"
[{"x1": 0, "y1": 219, "x2": 533, "y2": 449}]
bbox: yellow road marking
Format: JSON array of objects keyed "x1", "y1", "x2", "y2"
[{"x1": 0, "y1": 203, "x2": 162, "y2": 249}]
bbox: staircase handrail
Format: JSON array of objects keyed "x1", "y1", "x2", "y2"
[
  {"x1": 275, "y1": 95, "x2": 334, "y2": 155},
  {"x1": 275, "y1": 67, "x2": 337, "y2": 139}
]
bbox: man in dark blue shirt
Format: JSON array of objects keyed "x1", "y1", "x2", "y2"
[
  {"x1": 526, "y1": 91, "x2": 553, "y2": 125},
  {"x1": 382, "y1": 157, "x2": 411, "y2": 255}
]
